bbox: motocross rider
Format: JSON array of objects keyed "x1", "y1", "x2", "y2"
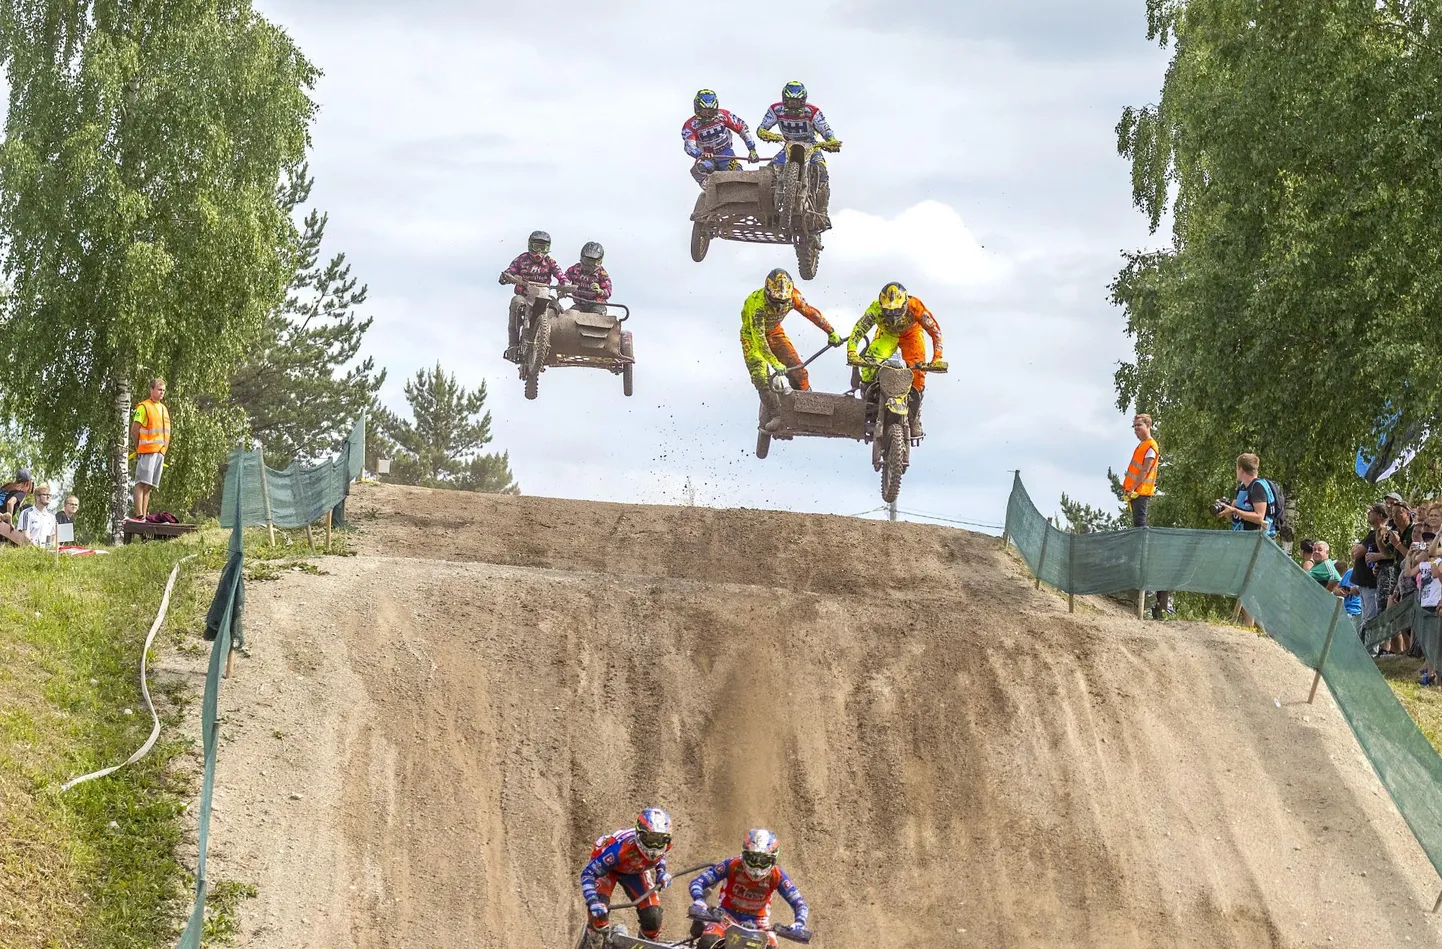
[
  {"x1": 499, "y1": 230, "x2": 566, "y2": 362},
  {"x1": 683, "y1": 89, "x2": 760, "y2": 187},
  {"x1": 757, "y1": 81, "x2": 840, "y2": 208},
  {"x1": 564, "y1": 241, "x2": 612, "y2": 315},
  {"x1": 690, "y1": 829, "x2": 809, "y2": 949},
  {"x1": 846, "y1": 281, "x2": 947, "y2": 438},
  {"x1": 579, "y1": 808, "x2": 674, "y2": 942},
  {"x1": 741, "y1": 269, "x2": 844, "y2": 432}
]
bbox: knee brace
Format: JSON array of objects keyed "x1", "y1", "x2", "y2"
[{"x1": 637, "y1": 905, "x2": 663, "y2": 938}]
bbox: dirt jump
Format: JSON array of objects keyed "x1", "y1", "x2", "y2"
[{"x1": 203, "y1": 482, "x2": 1442, "y2": 948}]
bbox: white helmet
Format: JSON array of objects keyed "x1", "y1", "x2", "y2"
[{"x1": 740, "y1": 828, "x2": 779, "y2": 882}]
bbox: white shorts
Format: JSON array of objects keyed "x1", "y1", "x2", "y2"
[{"x1": 135, "y1": 452, "x2": 164, "y2": 488}]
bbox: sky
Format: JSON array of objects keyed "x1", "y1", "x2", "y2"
[{"x1": 252, "y1": 0, "x2": 1172, "y2": 529}]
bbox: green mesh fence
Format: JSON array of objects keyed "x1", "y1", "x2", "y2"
[
  {"x1": 219, "y1": 416, "x2": 365, "y2": 529},
  {"x1": 175, "y1": 450, "x2": 246, "y2": 948},
  {"x1": 1005, "y1": 472, "x2": 1442, "y2": 882}
]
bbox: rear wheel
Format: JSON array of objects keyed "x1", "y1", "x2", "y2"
[
  {"x1": 524, "y1": 309, "x2": 551, "y2": 401},
  {"x1": 690, "y1": 222, "x2": 710, "y2": 262},
  {"x1": 621, "y1": 332, "x2": 634, "y2": 397},
  {"x1": 880, "y1": 422, "x2": 906, "y2": 503},
  {"x1": 796, "y1": 239, "x2": 820, "y2": 280}
]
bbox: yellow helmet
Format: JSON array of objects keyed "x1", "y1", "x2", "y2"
[
  {"x1": 878, "y1": 281, "x2": 909, "y2": 322},
  {"x1": 764, "y1": 268, "x2": 794, "y2": 304}
]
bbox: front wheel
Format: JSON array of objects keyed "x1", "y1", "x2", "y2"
[
  {"x1": 690, "y1": 222, "x2": 710, "y2": 262},
  {"x1": 524, "y1": 309, "x2": 551, "y2": 401},
  {"x1": 880, "y1": 422, "x2": 907, "y2": 503},
  {"x1": 780, "y1": 161, "x2": 802, "y2": 232},
  {"x1": 621, "y1": 331, "x2": 634, "y2": 397}
]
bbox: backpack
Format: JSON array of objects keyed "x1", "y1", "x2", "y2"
[{"x1": 1261, "y1": 478, "x2": 1291, "y2": 541}]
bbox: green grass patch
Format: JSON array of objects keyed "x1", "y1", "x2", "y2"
[{"x1": 0, "y1": 520, "x2": 345, "y2": 948}]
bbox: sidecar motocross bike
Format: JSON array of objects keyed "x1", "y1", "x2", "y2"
[
  {"x1": 755, "y1": 348, "x2": 945, "y2": 504},
  {"x1": 504, "y1": 275, "x2": 634, "y2": 400},
  {"x1": 689, "y1": 139, "x2": 842, "y2": 280}
]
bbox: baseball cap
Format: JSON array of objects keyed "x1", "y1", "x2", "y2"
[{"x1": 1384, "y1": 492, "x2": 1406, "y2": 504}]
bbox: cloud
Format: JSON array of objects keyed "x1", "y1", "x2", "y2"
[
  {"x1": 827, "y1": 200, "x2": 1011, "y2": 288},
  {"x1": 246, "y1": 0, "x2": 1169, "y2": 524}
]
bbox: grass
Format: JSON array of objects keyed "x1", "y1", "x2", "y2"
[{"x1": 0, "y1": 524, "x2": 350, "y2": 947}]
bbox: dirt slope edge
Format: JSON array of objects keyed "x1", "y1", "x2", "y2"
[{"x1": 202, "y1": 483, "x2": 1442, "y2": 949}]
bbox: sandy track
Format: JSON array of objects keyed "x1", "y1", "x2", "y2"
[{"x1": 201, "y1": 483, "x2": 1442, "y2": 948}]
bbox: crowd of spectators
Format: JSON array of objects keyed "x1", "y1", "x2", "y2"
[
  {"x1": 0, "y1": 468, "x2": 78, "y2": 548},
  {"x1": 1316, "y1": 492, "x2": 1442, "y2": 685}
]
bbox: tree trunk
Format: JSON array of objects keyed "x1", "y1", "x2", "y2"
[{"x1": 111, "y1": 381, "x2": 131, "y2": 545}]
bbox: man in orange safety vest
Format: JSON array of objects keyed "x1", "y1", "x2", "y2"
[
  {"x1": 1122, "y1": 413, "x2": 1169, "y2": 618},
  {"x1": 129, "y1": 377, "x2": 171, "y2": 520}
]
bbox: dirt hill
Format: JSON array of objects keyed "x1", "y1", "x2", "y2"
[{"x1": 202, "y1": 482, "x2": 1442, "y2": 948}]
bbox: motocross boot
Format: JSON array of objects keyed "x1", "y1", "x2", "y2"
[
  {"x1": 761, "y1": 390, "x2": 784, "y2": 433},
  {"x1": 908, "y1": 388, "x2": 925, "y2": 439}
]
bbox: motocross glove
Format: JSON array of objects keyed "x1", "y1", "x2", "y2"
[
  {"x1": 690, "y1": 900, "x2": 709, "y2": 916},
  {"x1": 846, "y1": 351, "x2": 862, "y2": 366},
  {"x1": 588, "y1": 901, "x2": 609, "y2": 922},
  {"x1": 757, "y1": 127, "x2": 783, "y2": 143},
  {"x1": 928, "y1": 358, "x2": 949, "y2": 371},
  {"x1": 590, "y1": 283, "x2": 603, "y2": 297},
  {"x1": 652, "y1": 870, "x2": 671, "y2": 891},
  {"x1": 827, "y1": 330, "x2": 844, "y2": 347},
  {"x1": 821, "y1": 139, "x2": 843, "y2": 152},
  {"x1": 746, "y1": 147, "x2": 759, "y2": 162}
]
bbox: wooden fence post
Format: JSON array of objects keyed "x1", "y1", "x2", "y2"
[
  {"x1": 1137, "y1": 527, "x2": 1151, "y2": 619},
  {"x1": 1308, "y1": 598, "x2": 1345, "y2": 705},
  {"x1": 257, "y1": 449, "x2": 275, "y2": 547},
  {"x1": 1068, "y1": 526, "x2": 1077, "y2": 614},
  {"x1": 1035, "y1": 522, "x2": 1051, "y2": 590},
  {"x1": 1232, "y1": 529, "x2": 1268, "y2": 622}
]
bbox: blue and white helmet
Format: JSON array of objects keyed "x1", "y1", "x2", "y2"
[
  {"x1": 636, "y1": 807, "x2": 673, "y2": 860},
  {"x1": 741, "y1": 828, "x2": 779, "y2": 881}
]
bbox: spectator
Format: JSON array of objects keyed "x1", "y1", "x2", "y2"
[
  {"x1": 56, "y1": 495, "x2": 79, "y2": 527},
  {"x1": 1338, "y1": 559, "x2": 1363, "y2": 635},
  {"x1": 1353, "y1": 503, "x2": 1386, "y2": 625},
  {"x1": 16, "y1": 482, "x2": 56, "y2": 546},
  {"x1": 1121, "y1": 413, "x2": 1171, "y2": 618},
  {"x1": 129, "y1": 377, "x2": 170, "y2": 519},
  {"x1": 1, "y1": 469, "x2": 34, "y2": 523},
  {"x1": 1306, "y1": 540, "x2": 1341, "y2": 591},
  {"x1": 1216, "y1": 452, "x2": 1274, "y2": 533}
]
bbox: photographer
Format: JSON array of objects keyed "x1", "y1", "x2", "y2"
[{"x1": 1214, "y1": 453, "x2": 1274, "y2": 533}]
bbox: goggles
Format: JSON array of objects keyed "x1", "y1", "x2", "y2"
[
  {"x1": 741, "y1": 851, "x2": 776, "y2": 871},
  {"x1": 638, "y1": 830, "x2": 671, "y2": 851}
]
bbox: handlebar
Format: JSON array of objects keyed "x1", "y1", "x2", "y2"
[
  {"x1": 687, "y1": 905, "x2": 813, "y2": 944},
  {"x1": 850, "y1": 358, "x2": 948, "y2": 373}
]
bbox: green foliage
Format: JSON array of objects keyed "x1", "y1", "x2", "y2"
[
  {"x1": 0, "y1": 2, "x2": 318, "y2": 534},
  {"x1": 229, "y1": 166, "x2": 384, "y2": 469},
  {"x1": 381, "y1": 363, "x2": 519, "y2": 494},
  {"x1": 1113, "y1": 0, "x2": 1442, "y2": 547},
  {"x1": 0, "y1": 418, "x2": 40, "y2": 482}
]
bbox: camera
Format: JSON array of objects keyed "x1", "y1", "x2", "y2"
[{"x1": 1210, "y1": 499, "x2": 1228, "y2": 516}]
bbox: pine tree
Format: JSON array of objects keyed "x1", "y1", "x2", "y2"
[
  {"x1": 384, "y1": 364, "x2": 519, "y2": 494},
  {"x1": 230, "y1": 166, "x2": 385, "y2": 468},
  {"x1": 1060, "y1": 469, "x2": 1129, "y2": 533}
]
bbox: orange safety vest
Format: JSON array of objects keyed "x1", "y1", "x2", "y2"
[
  {"x1": 135, "y1": 399, "x2": 171, "y2": 455},
  {"x1": 1123, "y1": 438, "x2": 1159, "y2": 496}
]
